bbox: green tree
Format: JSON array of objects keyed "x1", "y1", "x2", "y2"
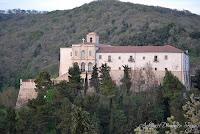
[
  {"x1": 84, "y1": 72, "x2": 88, "y2": 96},
  {"x1": 194, "y1": 69, "x2": 200, "y2": 90},
  {"x1": 82, "y1": 94, "x2": 100, "y2": 113},
  {"x1": 162, "y1": 70, "x2": 185, "y2": 99},
  {"x1": 90, "y1": 64, "x2": 100, "y2": 93},
  {"x1": 6, "y1": 108, "x2": 17, "y2": 133},
  {"x1": 56, "y1": 98, "x2": 72, "y2": 133},
  {"x1": 68, "y1": 63, "x2": 82, "y2": 95},
  {"x1": 111, "y1": 104, "x2": 127, "y2": 134},
  {"x1": 34, "y1": 71, "x2": 52, "y2": 96},
  {"x1": 55, "y1": 81, "x2": 76, "y2": 102},
  {"x1": 0, "y1": 106, "x2": 7, "y2": 133},
  {"x1": 182, "y1": 94, "x2": 200, "y2": 124},
  {"x1": 162, "y1": 70, "x2": 185, "y2": 122},
  {"x1": 27, "y1": 102, "x2": 57, "y2": 133},
  {"x1": 121, "y1": 65, "x2": 132, "y2": 94},
  {"x1": 16, "y1": 107, "x2": 35, "y2": 133},
  {"x1": 99, "y1": 64, "x2": 116, "y2": 96},
  {"x1": 71, "y1": 105, "x2": 99, "y2": 134}
]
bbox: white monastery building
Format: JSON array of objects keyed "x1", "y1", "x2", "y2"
[
  {"x1": 59, "y1": 32, "x2": 190, "y2": 87},
  {"x1": 16, "y1": 32, "x2": 190, "y2": 107}
]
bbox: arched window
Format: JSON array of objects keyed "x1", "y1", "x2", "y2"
[
  {"x1": 88, "y1": 62, "x2": 93, "y2": 72},
  {"x1": 75, "y1": 51, "x2": 77, "y2": 56},
  {"x1": 90, "y1": 37, "x2": 93, "y2": 43},
  {"x1": 81, "y1": 50, "x2": 85, "y2": 59},
  {"x1": 81, "y1": 62, "x2": 85, "y2": 72}
]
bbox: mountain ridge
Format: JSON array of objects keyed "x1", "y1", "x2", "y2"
[{"x1": 0, "y1": 0, "x2": 200, "y2": 90}]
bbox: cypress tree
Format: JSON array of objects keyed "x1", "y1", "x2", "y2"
[
  {"x1": 162, "y1": 70, "x2": 185, "y2": 120},
  {"x1": 99, "y1": 63, "x2": 116, "y2": 96},
  {"x1": 84, "y1": 72, "x2": 88, "y2": 96},
  {"x1": 163, "y1": 70, "x2": 185, "y2": 91},
  {"x1": 121, "y1": 65, "x2": 132, "y2": 94},
  {"x1": 90, "y1": 64, "x2": 99, "y2": 93},
  {"x1": 68, "y1": 63, "x2": 82, "y2": 95},
  {"x1": 162, "y1": 70, "x2": 185, "y2": 101}
]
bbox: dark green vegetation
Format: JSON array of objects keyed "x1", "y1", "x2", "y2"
[
  {"x1": 194, "y1": 69, "x2": 200, "y2": 90},
  {"x1": 1, "y1": 0, "x2": 200, "y2": 90},
  {"x1": 1, "y1": 63, "x2": 198, "y2": 134}
]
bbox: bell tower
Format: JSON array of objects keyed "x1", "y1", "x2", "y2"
[{"x1": 86, "y1": 32, "x2": 99, "y2": 44}]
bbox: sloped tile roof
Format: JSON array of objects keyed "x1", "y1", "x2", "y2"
[{"x1": 97, "y1": 45, "x2": 183, "y2": 53}]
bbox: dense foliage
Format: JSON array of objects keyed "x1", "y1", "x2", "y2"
[
  {"x1": 194, "y1": 69, "x2": 200, "y2": 90},
  {"x1": 1, "y1": 0, "x2": 200, "y2": 90},
  {"x1": 0, "y1": 62, "x2": 197, "y2": 134}
]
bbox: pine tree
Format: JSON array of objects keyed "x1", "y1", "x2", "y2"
[
  {"x1": 84, "y1": 72, "x2": 88, "y2": 96},
  {"x1": 162, "y1": 70, "x2": 185, "y2": 122},
  {"x1": 34, "y1": 71, "x2": 52, "y2": 96},
  {"x1": 90, "y1": 64, "x2": 100, "y2": 93},
  {"x1": 99, "y1": 64, "x2": 116, "y2": 96},
  {"x1": 71, "y1": 105, "x2": 99, "y2": 134},
  {"x1": 68, "y1": 63, "x2": 82, "y2": 95},
  {"x1": 163, "y1": 70, "x2": 185, "y2": 91},
  {"x1": 162, "y1": 70, "x2": 185, "y2": 100},
  {"x1": 121, "y1": 65, "x2": 132, "y2": 94},
  {"x1": 99, "y1": 64, "x2": 117, "y2": 134}
]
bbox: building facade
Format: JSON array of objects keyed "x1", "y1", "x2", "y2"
[
  {"x1": 16, "y1": 32, "x2": 190, "y2": 108},
  {"x1": 59, "y1": 32, "x2": 190, "y2": 89}
]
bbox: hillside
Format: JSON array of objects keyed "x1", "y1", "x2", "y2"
[{"x1": 0, "y1": 0, "x2": 200, "y2": 90}]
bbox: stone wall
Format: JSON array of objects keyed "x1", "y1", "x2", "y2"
[
  {"x1": 16, "y1": 79, "x2": 37, "y2": 108},
  {"x1": 16, "y1": 78, "x2": 67, "y2": 108}
]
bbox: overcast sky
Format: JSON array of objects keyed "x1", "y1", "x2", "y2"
[{"x1": 0, "y1": 0, "x2": 200, "y2": 15}]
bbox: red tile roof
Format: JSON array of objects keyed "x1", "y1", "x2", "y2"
[{"x1": 97, "y1": 45, "x2": 183, "y2": 53}]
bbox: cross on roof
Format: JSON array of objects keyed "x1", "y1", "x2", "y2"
[{"x1": 82, "y1": 38, "x2": 85, "y2": 44}]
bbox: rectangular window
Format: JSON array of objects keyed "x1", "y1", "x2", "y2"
[
  {"x1": 143, "y1": 56, "x2": 145, "y2": 60},
  {"x1": 165, "y1": 55, "x2": 168, "y2": 60},
  {"x1": 128, "y1": 56, "x2": 134, "y2": 62},
  {"x1": 99, "y1": 55, "x2": 102, "y2": 59},
  {"x1": 89, "y1": 51, "x2": 92, "y2": 56},
  {"x1": 108, "y1": 55, "x2": 112, "y2": 62},
  {"x1": 70, "y1": 52, "x2": 72, "y2": 56},
  {"x1": 118, "y1": 56, "x2": 121, "y2": 60},
  {"x1": 154, "y1": 56, "x2": 158, "y2": 62},
  {"x1": 75, "y1": 51, "x2": 77, "y2": 56},
  {"x1": 81, "y1": 50, "x2": 85, "y2": 59},
  {"x1": 90, "y1": 37, "x2": 93, "y2": 43}
]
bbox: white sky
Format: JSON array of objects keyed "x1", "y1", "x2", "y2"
[{"x1": 0, "y1": 0, "x2": 200, "y2": 15}]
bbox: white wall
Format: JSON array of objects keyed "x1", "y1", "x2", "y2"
[
  {"x1": 182, "y1": 53, "x2": 190, "y2": 89},
  {"x1": 96, "y1": 52, "x2": 182, "y2": 72},
  {"x1": 59, "y1": 48, "x2": 72, "y2": 76},
  {"x1": 96, "y1": 52, "x2": 190, "y2": 87}
]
